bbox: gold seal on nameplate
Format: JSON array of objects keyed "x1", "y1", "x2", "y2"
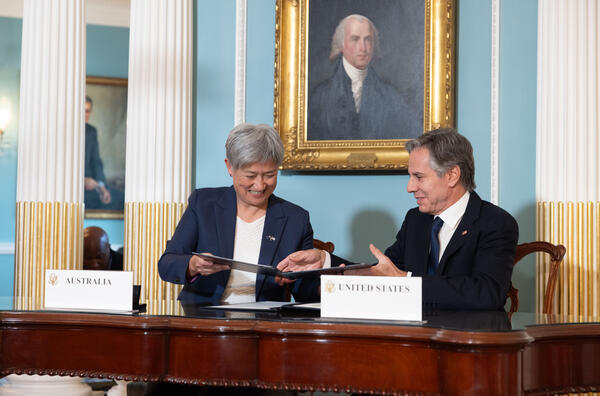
[
  {"x1": 324, "y1": 280, "x2": 335, "y2": 294},
  {"x1": 48, "y1": 273, "x2": 58, "y2": 286}
]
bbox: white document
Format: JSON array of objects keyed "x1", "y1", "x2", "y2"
[
  {"x1": 206, "y1": 301, "x2": 290, "y2": 311},
  {"x1": 320, "y1": 275, "x2": 422, "y2": 321},
  {"x1": 44, "y1": 270, "x2": 133, "y2": 311}
]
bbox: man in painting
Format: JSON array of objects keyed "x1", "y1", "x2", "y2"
[
  {"x1": 307, "y1": 14, "x2": 417, "y2": 141},
  {"x1": 84, "y1": 95, "x2": 112, "y2": 208}
]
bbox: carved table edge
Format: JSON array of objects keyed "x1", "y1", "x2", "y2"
[
  {"x1": 161, "y1": 375, "x2": 254, "y2": 387},
  {"x1": 0, "y1": 368, "x2": 160, "y2": 382},
  {"x1": 254, "y1": 381, "x2": 441, "y2": 395},
  {"x1": 162, "y1": 377, "x2": 441, "y2": 396}
]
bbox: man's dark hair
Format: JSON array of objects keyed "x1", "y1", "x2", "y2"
[
  {"x1": 85, "y1": 95, "x2": 93, "y2": 107},
  {"x1": 406, "y1": 128, "x2": 476, "y2": 191}
]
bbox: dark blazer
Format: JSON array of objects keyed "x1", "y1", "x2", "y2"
[
  {"x1": 333, "y1": 192, "x2": 518, "y2": 310},
  {"x1": 85, "y1": 123, "x2": 106, "y2": 183},
  {"x1": 158, "y1": 187, "x2": 319, "y2": 304},
  {"x1": 307, "y1": 59, "x2": 419, "y2": 140}
]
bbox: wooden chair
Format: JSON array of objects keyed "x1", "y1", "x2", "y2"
[
  {"x1": 313, "y1": 238, "x2": 335, "y2": 254},
  {"x1": 507, "y1": 241, "x2": 566, "y2": 314}
]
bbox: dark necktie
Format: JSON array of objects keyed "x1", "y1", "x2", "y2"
[{"x1": 428, "y1": 217, "x2": 444, "y2": 275}]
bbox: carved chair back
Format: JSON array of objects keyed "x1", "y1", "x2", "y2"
[{"x1": 508, "y1": 241, "x2": 566, "y2": 314}]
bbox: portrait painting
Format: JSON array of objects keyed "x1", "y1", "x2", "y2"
[
  {"x1": 307, "y1": 0, "x2": 424, "y2": 141},
  {"x1": 84, "y1": 76, "x2": 127, "y2": 218},
  {"x1": 274, "y1": 0, "x2": 456, "y2": 170}
]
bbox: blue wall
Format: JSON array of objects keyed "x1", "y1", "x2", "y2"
[{"x1": 498, "y1": 0, "x2": 538, "y2": 311}]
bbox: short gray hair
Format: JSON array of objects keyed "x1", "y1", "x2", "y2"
[
  {"x1": 406, "y1": 128, "x2": 476, "y2": 191},
  {"x1": 329, "y1": 14, "x2": 380, "y2": 62},
  {"x1": 225, "y1": 123, "x2": 284, "y2": 169}
]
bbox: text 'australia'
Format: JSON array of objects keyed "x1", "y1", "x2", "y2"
[{"x1": 65, "y1": 277, "x2": 112, "y2": 286}]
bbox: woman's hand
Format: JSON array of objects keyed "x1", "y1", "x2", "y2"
[{"x1": 187, "y1": 254, "x2": 229, "y2": 277}]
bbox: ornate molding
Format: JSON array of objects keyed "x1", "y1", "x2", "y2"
[
  {"x1": 1, "y1": 369, "x2": 160, "y2": 383},
  {"x1": 490, "y1": 0, "x2": 500, "y2": 204},
  {"x1": 234, "y1": 0, "x2": 247, "y2": 125}
]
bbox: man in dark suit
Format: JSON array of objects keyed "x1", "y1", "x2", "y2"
[
  {"x1": 278, "y1": 128, "x2": 518, "y2": 310},
  {"x1": 307, "y1": 14, "x2": 419, "y2": 140},
  {"x1": 84, "y1": 96, "x2": 112, "y2": 209}
]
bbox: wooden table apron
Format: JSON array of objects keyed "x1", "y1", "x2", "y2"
[{"x1": 1, "y1": 311, "x2": 599, "y2": 395}]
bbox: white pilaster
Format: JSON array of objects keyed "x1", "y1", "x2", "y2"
[
  {"x1": 125, "y1": 0, "x2": 192, "y2": 203},
  {"x1": 14, "y1": 0, "x2": 85, "y2": 307},
  {"x1": 536, "y1": 0, "x2": 600, "y2": 316},
  {"x1": 17, "y1": 0, "x2": 85, "y2": 203},
  {"x1": 125, "y1": 0, "x2": 193, "y2": 314}
]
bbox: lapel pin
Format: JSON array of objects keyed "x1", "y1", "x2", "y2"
[
  {"x1": 266, "y1": 235, "x2": 276, "y2": 241},
  {"x1": 462, "y1": 230, "x2": 468, "y2": 236}
]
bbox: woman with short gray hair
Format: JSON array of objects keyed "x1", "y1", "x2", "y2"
[{"x1": 158, "y1": 123, "x2": 319, "y2": 304}]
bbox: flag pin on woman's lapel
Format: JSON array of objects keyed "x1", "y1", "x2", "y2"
[
  {"x1": 266, "y1": 235, "x2": 276, "y2": 241},
  {"x1": 462, "y1": 230, "x2": 468, "y2": 236}
]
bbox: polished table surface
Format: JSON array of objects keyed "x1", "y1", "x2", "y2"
[{"x1": 1, "y1": 303, "x2": 599, "y2": 396}]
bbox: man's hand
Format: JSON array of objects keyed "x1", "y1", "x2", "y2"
[
  {"x1": 343, "y1": 244, "x2": 407, "y2": 277},
  {"x1": 187, "y1": 254, "x2": 229, "y2": 278},
  {"x1": 275, "y1": 249, "x2": 325, "y2": 285},
  {"x1": 277, "y1": 249, "x2": 325, "y2": 272},
  {"x1": 367, "y1": 244, "x2": 407, "y2": 276},
  {"x1": 84, "y1": 177, "x2": 98, "y2": 191},
  {"x1": 98, "y1": 185, "x2": 112, "y2": 204}
]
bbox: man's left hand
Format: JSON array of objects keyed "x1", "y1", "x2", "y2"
[
  {"x1": 344, "y1": 244, "x2": 407, "y2": 277},
  {"x1": 368, "y1": 244, "x2": 407, "y2": 276},
  {"x1": 275, "y1": 249, "x2": 325, "y2": 285}
]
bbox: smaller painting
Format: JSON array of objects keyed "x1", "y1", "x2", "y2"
[{"x1": 84, "y1": 76, "x2": 127, "y2": 219}]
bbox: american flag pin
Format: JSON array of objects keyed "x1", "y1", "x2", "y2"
[
  {"x1": 266, "y1": 235, "x2": 276, "y2": 241},
  {"x1": 462, "y1": 230, "x2": 468, "y2": 236}
]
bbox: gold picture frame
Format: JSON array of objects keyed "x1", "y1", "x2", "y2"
[
  {"x1": 84, "y1": 76, "x2": 127, "y2": 219},
  {"x1": 274, "y1": 0, "x2": 456, "y2": 170}
]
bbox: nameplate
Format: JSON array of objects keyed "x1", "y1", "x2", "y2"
[
  {"x1": 44, "y1": 270, "x2": 133, "y2": 311},
  {"x1": 320, "y1": 275, "x2": 422, "y2": 321}
]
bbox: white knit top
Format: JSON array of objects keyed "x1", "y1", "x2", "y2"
[{"x1": 221, "y1": 215, "x2": 265, "y2": 304}]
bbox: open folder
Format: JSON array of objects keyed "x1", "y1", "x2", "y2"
[{"x1": 192, "y1": 252, "x2": 375, "y2": 279}]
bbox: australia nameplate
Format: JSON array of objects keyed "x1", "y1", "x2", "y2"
[{"x1": 44, "y1": 269, "x2": 133, "y2": 311}]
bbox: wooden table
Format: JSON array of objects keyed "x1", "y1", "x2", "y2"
[{"x1": 0, "y1": 308, "x2": 599, "y2": 395}]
